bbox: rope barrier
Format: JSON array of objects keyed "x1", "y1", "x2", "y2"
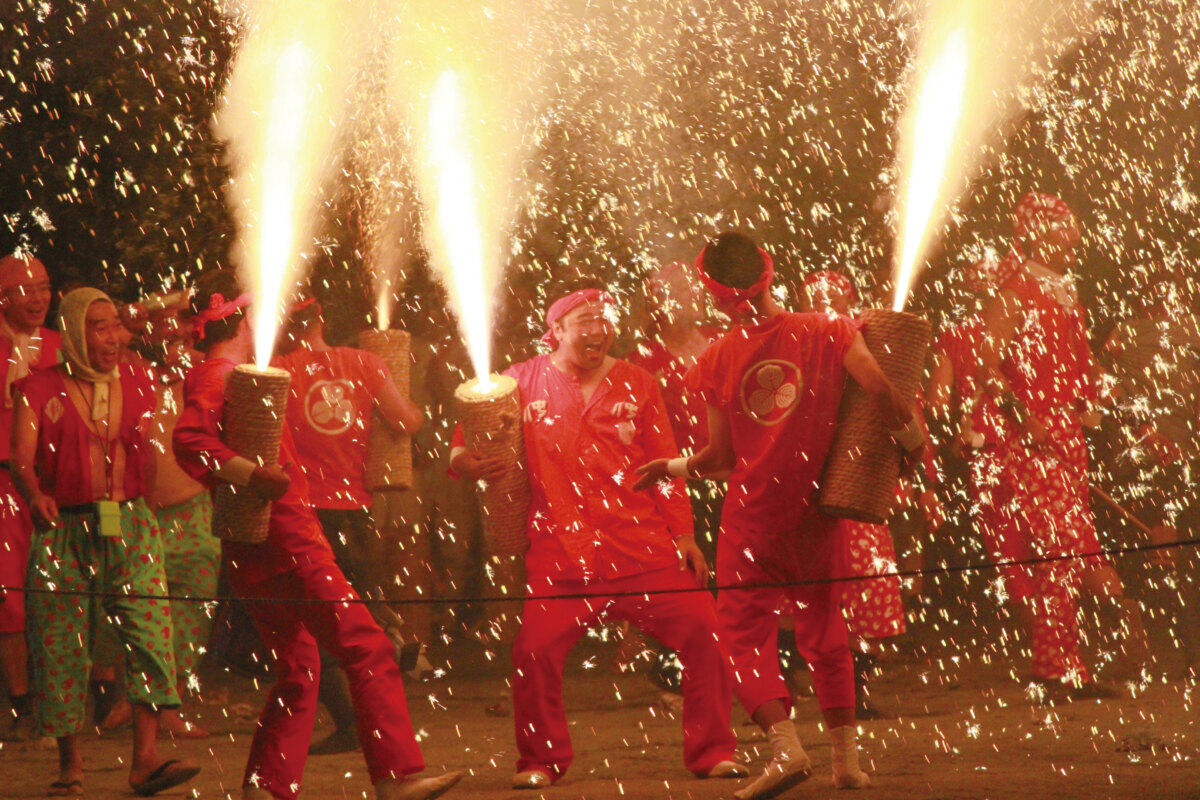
[{"x1": 1, "y1": 534, "x2": 1195, "y2": 607}]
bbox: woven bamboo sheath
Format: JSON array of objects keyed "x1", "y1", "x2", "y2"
[
  {"x1": 358, "y1": 329, "x2": 413, "y2": 491},
  {"x1": 819, "y1": 308, "x2": 931, "y2": 524},
  {"x1": 454, "y1": 374, "x2": 531, "y2": 556},
  {"x1": 212, "y1": 365, "x2": 291, "y2": 543}
]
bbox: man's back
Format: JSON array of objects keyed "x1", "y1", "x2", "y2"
[{"x1": 688, "y1": 311, "x2": 858, "y2": 535}]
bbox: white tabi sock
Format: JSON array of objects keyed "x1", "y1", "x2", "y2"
[{"x1": 830, "y1": 725, "x2": 871, "y2": 789}]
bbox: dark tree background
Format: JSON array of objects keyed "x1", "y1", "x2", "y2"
[{"x1": 2, "y1": 0, "x2": 1196, "y2": 356}]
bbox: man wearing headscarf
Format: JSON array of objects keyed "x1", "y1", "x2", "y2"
[
  {"x1": 451, "y1": 286, "x2": 742, "y2": 789},
  {"x1": 11, "y1": 288, "x2": 200, "y2": 796},
  {"x1": 0, "y1": 254, "x2": 60, "y2": 742},
  {"x1": 976, "y1": 191, "x2": 1133, "y2": 698},
  {"x1": 636, "y1": 233, "x2": 920, "y2": 798}
]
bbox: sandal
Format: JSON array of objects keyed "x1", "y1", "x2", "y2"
[{"x1": 48, "y1": 779, "x2": 83, "y2": 797}]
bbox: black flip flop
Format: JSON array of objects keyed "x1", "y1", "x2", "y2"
[
  {"x1": 130, "y1": 760, "x2": 201, "y2": 797},
  {"x1": 47, "y1": 779, "x2": 83, "y2": 797}
]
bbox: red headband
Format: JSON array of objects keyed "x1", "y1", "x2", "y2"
[
  {"x1": 541, "y1": 288, "x2": 616, "y2": 348},
  {"x1": 192, "y1": 292, "x2": 250, "y2": 341},
  {"x1": 804, "y1": 270, "x2": 858, "y2": 305},
  {"x1": 288, "y1": 295, "x2": 320, "y2": 314},
  {"x1": 694, "y1": 245, "x2": 774, "y2": 316}
]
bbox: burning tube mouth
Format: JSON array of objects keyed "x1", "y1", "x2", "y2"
[{"x1": 454, "y1": 373, "x2": 530, "y2": 556}]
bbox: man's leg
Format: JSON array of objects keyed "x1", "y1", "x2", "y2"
[
  {"x1": 790, "y1": 580, "x2": 869, "y2": 789},
  {"x1": 715, "y1": 553, "x2": 813, "y2": 800},
  {"x1": 0, "y1": 473, "x2": 34, "y2": 739},
  {"x1": 285, "y1": 558, "x2": 434, "y2": 786},
  {"x1": 26, "y1": 514, "x2": 96, "y2": 790},
  {"x1": 611, "y1": 568, "x2": 738, "y2": 777},
  {"x1": 238, "y1": 573, "x2": 323, "y2": 800},
  {"x1": 103, "y1": 500, "x2": 200, "y2": 792},
  {"x1": 511, "y1": 588, "x2": 597, "y2": 782}
]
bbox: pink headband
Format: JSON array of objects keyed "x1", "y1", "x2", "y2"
[
  {"x1": 541, "y1": 288, "x2": 616, "y2": 348},
  {"x1": 192, "y1": 292, "x2": 250, "y2": 341},
  {"x1": 694, "y1": 245, "x2": 774, "y2": 315}
]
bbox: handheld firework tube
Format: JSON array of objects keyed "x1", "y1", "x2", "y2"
[
  {"x1": 819, "y1": 308, "x2": 931, "y2": 524},
  {"x1": 212, "y1": 365, "x2": 292, "y2": 542},
  {"x1": 358, "y1": 329, "x2": 414, "y2": 491},
  {"x1": 454, "y1": 374, "x2": 531, "y2": 556}
]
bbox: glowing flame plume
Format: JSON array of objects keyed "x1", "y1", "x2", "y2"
[
  {"x1": 892, "y1": 26, "x2": 969, "y2": 311},
  {"x1": 252, "y1": 43, "x2": 312, "y2": 367},
  {"x1": 423, "y1": 70, "x2": 493, "y2": 390}
]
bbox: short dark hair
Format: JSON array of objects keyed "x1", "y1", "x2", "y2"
[
  {"x1": 700, "y1": 232, "x2": 763, "y2": 289},
  {"x1": 188, "y1": 268, "x2": 245, "y2": 352}
]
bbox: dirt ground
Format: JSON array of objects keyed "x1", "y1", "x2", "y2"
[{"x1": 2, "y1": 620, "x2": 1198, "y2": 800}]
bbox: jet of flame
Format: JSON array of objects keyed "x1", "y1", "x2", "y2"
[
  {"x1": 251, "y1": 43, "x2": 312, "y2": 367},
  {"x1": 892, "y1": 25, "x2": 969, "y2": 311},
  {"x1": 423, "y1": 70, "x2": 494, "y2": 390},
  {"x1": 213, "y1": 0, "x2": 365, "y2": 369}
]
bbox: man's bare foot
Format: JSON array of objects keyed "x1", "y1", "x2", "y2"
[
  {"x1": 158, "y1": 709, "x2": 209, "y2": 739},
  {"x1": 100, "y1": 698, "x2": 132, "y2": 731}
]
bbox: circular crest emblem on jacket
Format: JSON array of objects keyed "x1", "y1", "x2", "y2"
[{"x1": 739, "y1": 360, "x2": 803, "y2": 426}]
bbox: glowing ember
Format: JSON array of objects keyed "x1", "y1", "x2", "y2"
[
  {"x1": 420, "y1": 69, "x2": 493, "y2": 387},
  {"x1": 892, "y1": 25, "x2": 969, "y2": 312}
]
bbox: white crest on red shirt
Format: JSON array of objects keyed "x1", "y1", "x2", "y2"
[
  {"x1": 524, "y1": 399, "x2": 548, "y2": 423},
  {"x1": 739, "y1": 360, "x2": 803, "y2": 426},
  {"x1": 44, "y1": 395, "x2": 64, "y2": 425},
  {"x1": 610, "y1": 401, "x2": 637, "y2": 420},
  {"x1": 304, "y1": 379, "x2": 356, "y2": 435}
]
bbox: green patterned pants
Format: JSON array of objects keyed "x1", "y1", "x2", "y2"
[
  {"x1": 157, "y1": 492, "x2": 220, "y2": 683},
  {"x1": 26, "y1": 497, "x2": 180, "y2": 737}
]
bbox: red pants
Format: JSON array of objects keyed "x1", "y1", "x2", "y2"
[
  {"x1": 717, "y1": 516, "x2": 854, "y2": 717},
  {"x1": 512, "y1": 566, "x2": 736, "y2": 779},
  {"x1": 233, "y1": 558, "x2": 424, "y2": 800},
  {"x1": 0, "y1": 471, "x2": 32, "y2": 634}
]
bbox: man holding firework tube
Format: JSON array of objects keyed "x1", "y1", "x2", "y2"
[
  {"x1": 636, "y1": 232, "x2": 921, "y2": 798},
  {"x1": 172, "y1": 270, "x2": 462, "y2": 800},
  {"x1": 12, "y1": 288, "x2": 201, "y2": 796},
  {"x1": 274, "y1": 295, "x2": 426, "y2": 756},
  {"x1": 451, "y1": 286, "x2": 744, "y2": 788}
]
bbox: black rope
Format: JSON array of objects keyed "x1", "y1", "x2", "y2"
[{"x1": 1, "y1": 534, "x2": 1195, "y2": 607}]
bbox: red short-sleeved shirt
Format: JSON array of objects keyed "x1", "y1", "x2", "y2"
[
  {"x1": 273, "y1": 347, "x2": 391, "y2": 509},
  {"x1": 687, "y1": 312, "x2": 858, "y2": 536},
  {"x1": 502, "y1": 355, "x2": 693, "y2": 583},
  {"x1": 17, "y1": 363, "x2": 155, "y2": 506}
]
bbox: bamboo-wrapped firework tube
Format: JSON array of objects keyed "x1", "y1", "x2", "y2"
[
  {"x1": 819, "y1": 308, "x2": 931, "y2": 524},
  {"x1": 358, "y1": 329, "x2": 413, "y2": 491},
  {"x1": 454, "y1": 374, "x2": 531, "y2": 556},
  {"x1": 212, "y1": 365, "x2": 291, "y2": 543}
]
